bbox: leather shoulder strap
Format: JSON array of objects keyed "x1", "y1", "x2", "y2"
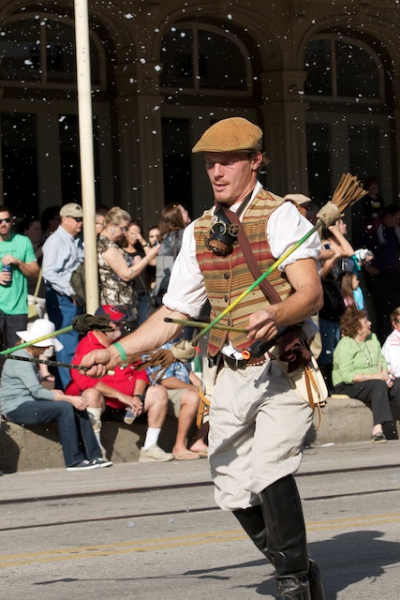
[{"x1": 224, "y1": 207, "x2": 282, "y2": 305}]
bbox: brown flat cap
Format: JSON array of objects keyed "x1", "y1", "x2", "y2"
[{"x1": 192, "y1": 117, "x2": 263, "y2": 154}]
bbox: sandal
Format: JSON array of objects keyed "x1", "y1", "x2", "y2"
[
  {"x1": 370, "y1": 432, "x2": 387, "y2": 443},
  {"x1": 173, "y1": 450, "x2": 200, "y2": 460}
]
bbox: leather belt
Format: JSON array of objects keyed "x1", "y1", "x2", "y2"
[{"x1": 222, "y1": 354, "x2": 268, "y2": 370}]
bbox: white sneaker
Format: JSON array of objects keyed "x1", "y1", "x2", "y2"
[{"x1": 138, "y1": 444, "x2": 174, "y2": 463}]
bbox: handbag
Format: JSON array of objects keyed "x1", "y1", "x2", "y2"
[
  {"x1": 28, "y1": 270, "x2": 46, "y2": 320},
  {"x1": 70, "y1": 261, "x2": 87, "y2": 309}
]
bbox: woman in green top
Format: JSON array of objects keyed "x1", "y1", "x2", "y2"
[{"x1": 332, "y1": 307, "x2": 397, "y2": 443}]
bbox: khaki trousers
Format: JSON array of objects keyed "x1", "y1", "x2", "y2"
[{"x1": 208, "y1": 361, "x2": 313, "y2": 512}]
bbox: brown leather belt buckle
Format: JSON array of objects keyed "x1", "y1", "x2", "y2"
[{"x1": 246, "y1": 355, "x2": 268, "y2": 367}]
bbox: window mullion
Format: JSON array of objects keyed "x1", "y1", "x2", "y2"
[
  {"x1": 193, "y1": 27, "x2": 199, "y2": 91},
  {"x1": 331, "y1": 39, "x2": 337, "y2": 100},
  {"x1": 40, "y1": 21, "x2": 47, "y2": 84}
]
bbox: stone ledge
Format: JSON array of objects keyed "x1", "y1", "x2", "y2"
[
  {"x1": 0, "y1": 416, "x2": 178, "y2": 474},
  {"x1": 1, "y1": 397, "x2": 399, "y2": 472}
]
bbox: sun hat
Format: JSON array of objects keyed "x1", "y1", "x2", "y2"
[
  {"x1": 192, "y1": 117, "x2": 263, "y2": 154},
  {"x1": 95, "y1": 305, "x2": 126, "y2": 324},
  {"x1": 17, "y1": 319, "x2": 63, "y2": 351},
  {"x1": 59, "y1": 203, "x2": 83, "y2": 218}
]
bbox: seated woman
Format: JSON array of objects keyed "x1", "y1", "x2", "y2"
[
  {"x1": 332, "y1": 307, "x2": 398, "y2": 443},
  {"x1": 0, "y1": 319, "x2": 111, "y2": 471}
]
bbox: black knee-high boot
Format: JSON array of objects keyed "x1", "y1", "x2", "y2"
[
  {"x1": 259, "y1": 475, "x2": 312, "y2": 599},
  {"x1": 233, "y1": 477, "x2": 325, "y2": 600},
  {"x1": 233, "y1": 504, "x2": 267, "y2": 554}
]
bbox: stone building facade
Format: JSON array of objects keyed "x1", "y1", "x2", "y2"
[{"x1": 1, "y1": 0, "x2": 399, "y2": 232}]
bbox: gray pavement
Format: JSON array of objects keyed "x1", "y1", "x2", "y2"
[
  {"x1": 2, "y1": 440, "x2": 400, "y2": 503},
  {"x1": 2, "y1": 440, "x2": 400, "y2": 600}
]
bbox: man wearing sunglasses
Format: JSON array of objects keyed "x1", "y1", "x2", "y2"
[
  {"x1": 0, "y1": 205, "x2": 39, "y2": 351},
  {"x1": 42, "y1": 203, "x2": 84, "y2": 389}
]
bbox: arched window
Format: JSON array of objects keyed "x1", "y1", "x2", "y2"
[
  {"x1": 0, "y1": 16, "x2": 102, "y2": 87},
  {"x1": 160, "y1": 24, "x2": 250, "y2": 93},
  {"x1": 304, "y1": 37, "x2": 382, "y2": 101}
]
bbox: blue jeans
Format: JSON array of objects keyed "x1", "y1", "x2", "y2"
[
  {"x1": 46, "y1": 287, "x2": 81, "y2": 390},
  {"x1": 7, "y1": 401, "x2": 101, "y2": 467},
  {"x1": 318, "y1": 317, "x2": 340, "y2": 366},
  {"x1": 137, "y1": 292, "x2": 152, "y2": 325}
]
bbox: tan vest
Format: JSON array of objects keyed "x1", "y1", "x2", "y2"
[{"x1": 194, "y1": 189, "x2": 294, "y2": 356}]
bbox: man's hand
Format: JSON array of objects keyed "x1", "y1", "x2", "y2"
[
  {"x1": 0, "y1": 271, "x2": 11, "y2": 286},
  {"x1": 1, "y1": 254, "x2": 17, "y2": 266},
  {"x1": 53, "y1": 391, "x2": 89, "y2": 411},
  {"x1": 69, "y1": 395, "x2": 89, "y2": 411},
  {"x1": 247, "y1": 306, "x2": 279, "y2": 342},
  {"x1": 79, "y1": 348, "x2": 114, "y2": 377},
  {"x1": 118, "y1": 392, "x2": 144, "y2": 417}
]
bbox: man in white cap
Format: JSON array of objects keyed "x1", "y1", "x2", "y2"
[
  {"x1": 80, "y1": 117, "x2": 325, "y2": 599},
  {"x1": 42, "y1": 203, "x2": 84, "y2": 390}
]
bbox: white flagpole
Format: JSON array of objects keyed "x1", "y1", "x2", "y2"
[{"x1": 74, "y1": 0, "x2": 99, "y2": 314}]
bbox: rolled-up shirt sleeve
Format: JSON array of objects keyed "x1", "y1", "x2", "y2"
[{"x1": 267, "y1": 202, "x2": 321, "y2": 270}]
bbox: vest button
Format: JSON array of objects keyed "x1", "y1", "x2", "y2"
[
  {"x1": 224, "y1": 295, "x2": 229, "y2": 302},
  {"x1": 223, "y1": 272, "x2": 230, "y2": 279}
]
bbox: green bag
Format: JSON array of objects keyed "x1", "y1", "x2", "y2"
[{"x1": 70, "y1": 262, "x2": 86, "y2": 309}]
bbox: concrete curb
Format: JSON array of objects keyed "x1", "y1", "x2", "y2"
[{"x1": 1, "y1": 397, "x2": 399, "y2": 473}]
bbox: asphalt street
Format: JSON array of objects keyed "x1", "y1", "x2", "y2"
[{"x1": 1, "y1": 441, "x2": 400, "y2": 600}]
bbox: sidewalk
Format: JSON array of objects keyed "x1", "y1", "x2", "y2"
[{"x1": 2, "y1": 440, "x2": 400, "y2": 504}]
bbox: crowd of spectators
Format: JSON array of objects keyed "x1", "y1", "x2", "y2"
[
  {"x1": 298, "y1": 179, "x2": 400, "y2": 444},
  {"x1": 0, "y1": 201, "x2": 207, "y2": 471},
  {"x1": 1, "y1": 175, "x2": 400, "y2": 468}
]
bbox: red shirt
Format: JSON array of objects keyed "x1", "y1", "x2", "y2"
[{"x1": 65, "y1": 331, "x2": 149, "y2": 409}]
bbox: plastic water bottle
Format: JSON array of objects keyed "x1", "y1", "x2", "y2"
[
  {"x1": 3, "y1": 264, "x2": 12, "y2": 287},
  {"x1": 191, "y1": 350, "x2": 203, "y2": 381},
  {"x1": 124, "y1": 408, "x2": 136, "y2": 425}
]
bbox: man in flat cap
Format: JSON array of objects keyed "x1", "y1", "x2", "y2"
[
  {"x1": 42, "y1": 202, "x2": 84, "y2": 389},
  {"x1": 80, "y1": 117, "x2": 325, "y2": 600}
]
